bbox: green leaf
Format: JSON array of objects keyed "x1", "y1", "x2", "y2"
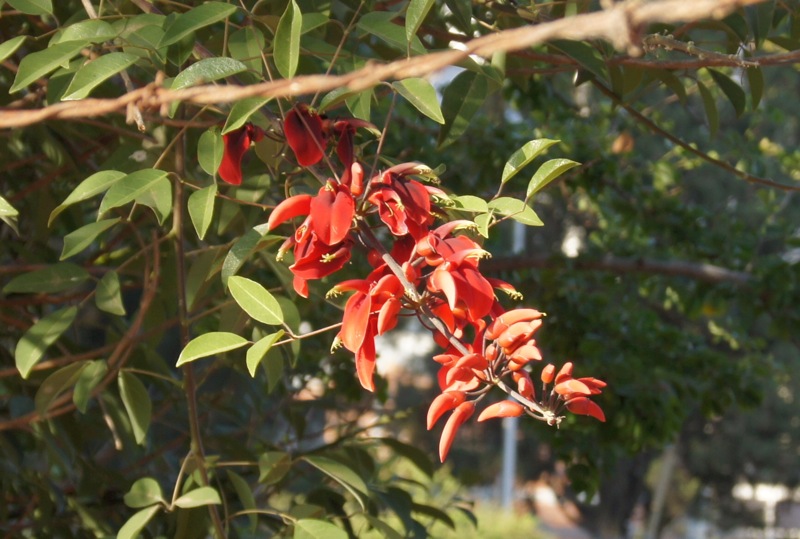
[
  {"x1": 174, "y1": 487, "x2": 222, "y2": 509},
  {"x1": 188, "y1": 185, "x2": 217, "y2": 240},
  {"x1": 501, "y1": 139, "x2": 560, "y2": 185},
  {"x1": 406, "y1": 0, "x2": 435, "y2": 42},
  {"x1": 159, "y1": 2, "x2": 238, "y2": 48},
  {"x1": 444, "y1": 0, "x2": 472, "y2": 34},
  {"x1": 707, "y1": 68, "x2": 746, "y2": 117},
  {"x1": 52, "y1": 20, "x2": 117, "y2": 45},
  {"x1": 228, "y1": 276, "x2": 284, "y2": 325},
  {"x1": 228, "y1": 26, "x2": 266, "y2": 73},
  {"x1": 73, "y1": 360, "x2": 108, "y2": 413},
  {"x1": 526, "y1": 158, "x2": 580, "y2": 199},
  {"x1": 412, "y1": 502, "x2": 456, "y2": 529},
  {"x1": 438, "y1": 70, "x2": 491, "y2": 148},
  {"x1": 118, "y1": 371, "x2": 151, "y2": 445},
  {"x1": 303, "y1": 456, "x2": 368, "y2": 510},
  {"x1": 258, "y1": 451, "x2": 292, "y2": 485},
  {"x1": 62, "y1": 53, "x2": 139, "y2": 100},
  {"x1": 4, "y1": 262, "x2": 90, "y2": 294},
  {"x1": 117, "y1": 505, "x2": 160, "y2": 539},
  {"x1": 451, "y1": 195, "x2": 488, "y2": 213},
  {"x1": 98, "y1": 169, "x2": 170, "y2": 217},
  {"x1": 172, "y1": 57, "x2": 247, "y2": 91},
  {"x1": 6, "y1": 0, "x2": 52, "y2": 16},
  {"x1": 747, "y1": 66, "x2": 764, "y2": 109},
  {"x1": 345, "y1": 89, "x2": 372, "y2": 122},
  {"x1": 16, "y1": 306, "x2": 78, "y2": 379},
  {"x1": 487, "y1": 198, "x2": 543, "y2": 226},
  {"x1": 0, "y1": 194, "x2": 19, "y2": 234},
  {"x1": 60, "y1": 218, "x2": 119, "y2": 260},
  {"x1": 246, "y1": 331, "x2": 285, "y2": 377},
  {"x1": 197, "y1": 127, "x2": 224, "y2": 176},
  {"x1": 474, "y1": 212, "x2": 492, "y2": 238},
  {"x1": 357, "y1": 12, "x2": 426, "y2": 55},
  {"x1": 49, "y1": 170, "x2": 126, "y2": 225},
  {"x1": 96, "y1": 271, "x2": 127, "y2": 316},
  {"x1": 294, "y1": 519, "x2": 347, "y2": 539},
  {"x1": 302, "y1": 12, "x2": 328, "y2": 34},
  {"x1": 379, "y1": 437, "x2": 434, "y2": 477},
  {"x1": 124, "y1": 477, "x2": 165, "y2": 509},
  {"x1": 35, "y1": 361, "x2": 89, "y2": 416},
  {"x1": 226, "y1": 470, "x2": 258, "y2": 532},
  {"x1": 220, "y1": 224, "x2": 271, "y2": 285},
  {"x1": 652, "y1": 69, "x2": 687, "y2": 104},
  {"x1": 10, "y1": 41, "x2": 86, "y2": 93},
  {"x1": 222, "y1": 97, "x2": 272, "y2": 134},
  {"x1": 393, "y1": 78, "x2": 444, "y2": 124},
  {"x1": 697, "y1": 79, "x2": 719, "y2": 137},
  {"x1": 274, "y1": 0, "x2": 302, "y2": 79},
  {"x1": 550, "y1": 40, "x2": 607, "y2": 81},
  {"x1": 0, "y1": 36, "x2": 27, "y2": 63},
  {"x1": 176, "y1": 332, "x2": 248, "y2": 367}
]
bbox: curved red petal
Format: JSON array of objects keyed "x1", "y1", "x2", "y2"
[
  {"x1": 219, "y1": 126, "x2": 253, "y2": 185},
  {"x1": 565, "y1": 397, "x2": 606, "y2": 422},
  {"x1": 340, "y1": 292, "x2": 372, "y2": 353},
  {"x1": 477, "y1": 400, "x2": 525, "y2": 422}
]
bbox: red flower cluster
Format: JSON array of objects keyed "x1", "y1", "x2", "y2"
[{"x1": 220, "y1": 104, "x2": 607, "y2": 461}]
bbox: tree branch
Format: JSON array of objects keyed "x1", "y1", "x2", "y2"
[
  {"x1": 483, "y1": 254, "x2": 752, "y2": 285},
  {"x1": 0, "y1": 0, "x2": 763, "y2": 129}
]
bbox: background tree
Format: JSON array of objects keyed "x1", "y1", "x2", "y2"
[{"x1": 2, "y1": 0, "x2": 799, "y2": 538}]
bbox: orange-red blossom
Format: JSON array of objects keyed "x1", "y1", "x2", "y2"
[{"x1": 221, "y1": 103, "x2": 608, "y2": 462}]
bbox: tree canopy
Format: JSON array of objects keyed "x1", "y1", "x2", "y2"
[{"x1": 1, "y1": 0, "x2": 799, "y2": 537}]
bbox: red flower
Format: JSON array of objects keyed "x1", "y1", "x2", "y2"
[
  {"x1": 219, "y1": 124, "x2": 264, "y2": 185},
  {"x1": 284, "y1": 104, "x2": 326, "y2": 166}
]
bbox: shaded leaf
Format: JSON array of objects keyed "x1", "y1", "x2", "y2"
[
  {"x1": 274, "y1": 0, "x2": 302, "y2": 79},
  {"x1": 4, "y1": 263, "x2": 90, "y2": 294},
  {"x1": 35, "y1": 361, "x2": 89, "y2": 416},
  {"x1": 708, "y1": 68, "x2": 746, "y2": 117},
  {"x1": 188, "y1": 185, "x2": 217, "y2": 240},
  {"x1": 551, "y1": 40, "x2": 606, "y2": 81},
  {"x1": 526, "y1": 158, "x2": 580, "y2": 199},
  {"x1": 697, "y1": 79, "x2": 719, "y2": 137},
  {"x1": 294, "y1": 519, "x2": 347, "y2": 539},
  {"x1": 123, "y1": 477, "x2": 165, "y2": 509},
  {"x1": 393, "y1": 78, "x2": 444, "y2": 124},
  {"x1": 259, "y1": 451, "x2": 292, "y2": 485},
  {"x1": 379, "y1": 437, "x2": 434, "y2": 477},
  {"x1": 15, "y1": 306, "x2": 78, "y2": 379},
  {"x1": 412, "y1": 502, "x2": 456, "y2": 529},
  {"x1": 228, "y1": 276, "x2": 284, "y2": 325},
  {"x1": 10, "y1": 41, "x2": 86, "y2": 93},
  {"x1": 117, "y1": 505, "x2": 160, "y2": 539},
  {"x1": 159, "y1": 2, "x2": 238, "y2": 48},
  {"x1": 246, "y1": 331, "x2": 285, "y2": 377},
  {"x1": 73, "y1": 360, "x2": 108, "y2": 413},
  {"x1": 220, "y1": 224, "x2": 271, "y2": 285},
  {"x1": 174, "y1": 487, "x2": 221, "y2": 509},
  {"x1": 0, "y1": 194, "x2": 19, "y2": 234},
  {"x1": 118, "y1": 371, "x2": 152, "y2": 445},
  {"x1": 501, "y1": 139, "x2": 560, "y2": 185},
  {"x1": 227, "y1": 470, "x2": 258, "y2": 532},
  {"x1": 176, "y1": 332, "x2": 248, "y2": 366},
  {"x1": 438, "y1": 70, "x2": 491, "y2": 148},
  {"x1": 303, "y1": 455, "x2": 368, "y2": 510},
  {"x1": 96, "y1": 271, "x2": 127, "y2": 316},
  {"x1": 49, "y1": 170, "x2": 126, "y2": 226},
  {"x1": 60, "y1": 218, "x2": 119, "y2": 260},
  {"x1": 357, "y1": 12, "x2": 426, "y2": 55},
  {"x1": 747, "y1": 66, "x2": 764, "y2": 109}
]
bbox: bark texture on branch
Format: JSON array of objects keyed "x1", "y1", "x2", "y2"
[{"x1": 0, "y1": 0, "x2": 763, "y2": 129}]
